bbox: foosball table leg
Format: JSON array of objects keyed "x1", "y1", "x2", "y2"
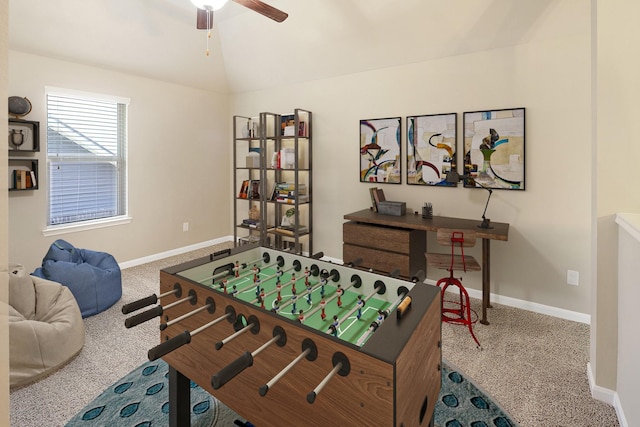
[{"x1": 169, "y1": 365, "x2": 190, "y2": 427}]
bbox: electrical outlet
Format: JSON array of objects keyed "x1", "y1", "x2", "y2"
[
  {"x1": 182, "y1": 222, "x2": 189, "y2": 232},
  {"x1": 567, "y1": 270, "x2": 579, "y2": 286}
]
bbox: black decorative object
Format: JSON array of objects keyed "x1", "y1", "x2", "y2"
[
  {"x1": 446, "y1": 169, "x2": 494, "y2": 229},
  {"x1": 8, "y1": 96, "x2": 32, "y2": 119}
]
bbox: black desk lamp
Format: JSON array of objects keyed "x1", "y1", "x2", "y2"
[{"x1": 445, "y1": 169, "x2": 493, "y2": 229}]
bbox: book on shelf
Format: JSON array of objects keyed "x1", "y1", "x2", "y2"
[
  {"x1": 238, "y1": 180, "x2": 260, "y2": 199},
  {"x1": 273, "y1": 225, "x2": 309, "y2": 236},
  {"x1": 272, "y1": 182, "x2": 307, "y2": 192},
  {"x1": 369, "y1": 187, "x2": 379, "y2": 212},
  {"x1": 372, "y1": 188, "x2": 386, "y2": 208},
  {"x1": 242, "y1": 218, "x2": 261, "y2": 228},
  {"x1": 248, "y1": 180, "x2": 260, "y2": 199},
  {"x1": 280, "y1": 115, "x2": 295, "y2": 136},
  {"x1": 298, "y1": 121, "x2": 308, "y2": 137},
  {"x1": 238, "y1": 180, "x2": 249, "y2": 198},
  {"x1": 12, "y1": 169, "x2": 33, "y2": 190},
  {"x1": 275, "y1": 195, "x2": 309, "y2": 204}
]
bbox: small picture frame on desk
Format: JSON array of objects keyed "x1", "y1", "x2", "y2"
[{"x1": 8, "y1": 119, "x2": 39, "y2": 152}]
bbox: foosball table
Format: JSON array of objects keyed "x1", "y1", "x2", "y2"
[{"x1": 123, "y1": 244, "x2": 441, "y2": 427}]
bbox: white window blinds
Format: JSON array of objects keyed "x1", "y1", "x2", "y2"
[{"x1": 46, "y1": 90, "x2": 128, "y2": 226}]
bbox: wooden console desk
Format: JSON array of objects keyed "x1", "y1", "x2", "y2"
[{"x1": 344, "y1": 209, "x2": 509, "y2": 325}]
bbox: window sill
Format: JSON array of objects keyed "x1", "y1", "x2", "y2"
[{"x1": 42, "y1": 216, "x2": 133, "y2": 237}]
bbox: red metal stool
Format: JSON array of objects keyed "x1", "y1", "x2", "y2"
[{"x1": 426, "y1": 229, "x2": 482, "y2": 349}]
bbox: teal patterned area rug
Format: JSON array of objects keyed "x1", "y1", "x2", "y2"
[
  {"x1": 436, "y1": 362, "x2": 518, "y2": 427},
  {"x1": 67, "y1": 359, "x2": 518, "y2": 427}
]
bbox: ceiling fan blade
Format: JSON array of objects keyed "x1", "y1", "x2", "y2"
[
  {"x1": 196, "y1": 8, "x2": 214, "y2": 29},
  {"x1": 232, "y1": 0, "x2": 288, "y2": 22}
]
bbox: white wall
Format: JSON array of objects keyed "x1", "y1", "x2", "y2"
[
  {"x1": 593, "y1": 0, "x2": 640, "y2": 409},
  {"x1": 1, "y1": 0, "x2": 9, "y2": 423},
  {"x1": 233, "y1": 1, "x2": 592, "y2": 315},
  {"x1": 615, "y1": 215, "x2": 640, "y2": 427},
  {"x1": 7, "y1": 51, "x2": 232, "y2": 271}
]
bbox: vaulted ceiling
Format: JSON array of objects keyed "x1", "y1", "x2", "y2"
[{"x1": 9, "y1": 0, "x2": 559, "y2": 94}]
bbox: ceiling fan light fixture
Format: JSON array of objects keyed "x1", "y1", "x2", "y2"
[{"x1": 190, "y1": 0, "x2": 229, "y2": 11}]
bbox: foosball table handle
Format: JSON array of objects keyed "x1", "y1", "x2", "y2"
[
  {"x1": 125, "y1": 305, "x2": 163, "y2": 328},
  {"x1": 148, "y1": 331, "x2": 191, "y2": 361},
  {"x1": 121, "y1": 295, "x2": 158, "y2": 314},
  {"x1": 211, "y1": 351, "x2": 254, "y2": 390}
]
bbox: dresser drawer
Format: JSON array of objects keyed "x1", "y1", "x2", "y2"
[
  {"x1": 343, "y1": 243, "x2": 411, "y2": 277},
  {"x1": 343, "y1": 221, "x2": 413, "y2": 254}
]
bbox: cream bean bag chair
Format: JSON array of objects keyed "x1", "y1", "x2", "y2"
[{"x1": 9, "y1": 264, "x2": 85, "y2": 388}]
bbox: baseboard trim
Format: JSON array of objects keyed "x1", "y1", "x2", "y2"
[
  {"x1": 423, "y1": 278, "x2": 591, "y2": 324},
  {"x1": 119, "y1": 236, "x2": 234, "y2": 270},
  {"x1": 587, "y1": 363, "x2": 626, "y2": 425}
]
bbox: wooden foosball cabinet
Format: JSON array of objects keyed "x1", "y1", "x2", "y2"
[{"x1": 123, "y1": 244, "x2": 441, "y2": 427}]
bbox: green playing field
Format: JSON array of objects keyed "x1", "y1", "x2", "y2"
[{"x1": 207, "y1": 264, "x2": 391, "y2": 346}]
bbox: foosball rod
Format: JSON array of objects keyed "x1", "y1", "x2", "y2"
[
  {"x1": 197, "y1": 255, "x2": 266, "y2": 283},
  {"x1": 355, "y1": 293, "x2": 405, "y2": 347},
  {"x1": 330, "y1": 283, "x2": 384, "y2": 333},
  {"x1": 258, "y1": 270, "x2": 308, "y2": 307},
  {"x1": 221, "y1": 258, "x2": 284, "y2": 289},
  {"x1": 307, "y1": 352, "x2": 350, "y2": 404},
  {"x1": 160, "y1": 297, "x2": 215, "y2": 331},
  {"x1": 121, "y1": 284, "x2": 182, "y2": 315},
  {"x1": 304, "y1": 274, "x2": 361, "y2": 319},
  {"x1": 236, "y1": 261, "x2": 299, "y2": 295},
  {"x1": 125, "y1": 290, "x2": 197, "y2": 328},
  {"x1": 215, "y1": 315, "x2": 259, "y2": 350},
  {"x1": 148, "y1": 306, "x2": 236, "y2": 361},
  {"x1": 259, "y1": 339, "x2": 318, "y2": 397},
  {"x1": 211, "y1": 326, "x2": 287, "y2": 390},
  {"x1": 354, "y1": 270, "x2": 422, "y2": 346}
]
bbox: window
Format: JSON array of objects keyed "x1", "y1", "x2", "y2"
[{"x1": 46, "y1": 89, "x2": 129, "y2": 228}]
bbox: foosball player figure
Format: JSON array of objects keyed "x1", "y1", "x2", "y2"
[
  {"x1": 220, "y1": 278, "x2": 228, "y2": 294},
  {"x1": 336, "y1": 284, "x2": 344, "y2": 307},
  {"x1": 234, "y1": 261, "x2": 240, "y2": 278},
  {"x1": 272, "y1": 299, "x2": 281, "y2": 314},
  {"x1": 320, "y1": 298, "x2": 327, "y2": 320},
  {"x1": 290, "y1": 274, "x2": 297, "y2": 294},
  {"x1": 319, "y1": 276, "x2": 327, "y2": 297},
  {"x1": 329, "y1": 315, "x2": 339, "y2": 337},
  {"x1": 276, "y1": 267, "x2": 283, "y2": 285},
  {"x1": 259, "y1": 288, "x2": 266, "y2": 309},
  {"x1": 304, "y1": 266, "x2": 310, "y2": 286},
  {"x1": 297, "y1": 309, "x2": 305, "y2": 323},
  {"x1": 255, "y1": 277, "x2": 262, "y2": 297},
  {"x1": 276, "y1": 281, "x2": 282, "y2": 302},
  {"x1": 371, "y1": 309, "x2": 387, "y2": 331},
  {"x1": 356, "y1": 295, "x2": 365, "y2": 320},
  {"x1": 252, "y1": 265, "x2": 260, "y2": 282},
  {"x1": 290, "y1": 289, "x2": 298, "y2": 314},
  {"x1": 306, "y1": 282, "x2": 313, "y2": 305},
  {"x1": 231, "y1": 285, "x2": 238, "y2": 298}
]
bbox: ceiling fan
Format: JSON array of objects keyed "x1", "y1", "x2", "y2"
[{"x1": 191, "y1": 0, "x2": 288, "y2": 30}]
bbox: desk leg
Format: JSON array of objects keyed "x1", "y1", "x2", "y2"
[
  {"x1": 169, "y1": 365, "x2": 191, "y2": 427},
  {"x1": 481, "y1": 238, "x2": 492, "y2": 325}
]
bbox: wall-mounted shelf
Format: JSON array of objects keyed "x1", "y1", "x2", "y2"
[{"x1": 8, "y1": 118, "x2": 40, "y2": 191}]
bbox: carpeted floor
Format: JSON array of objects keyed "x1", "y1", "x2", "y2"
[{"x1": 10, "y1": 242, "x2": 620, "y2": 427}]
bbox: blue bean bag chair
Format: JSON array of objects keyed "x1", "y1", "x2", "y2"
[{"x1": 32, "y1": 239, "x2": 122, "y2": 318}]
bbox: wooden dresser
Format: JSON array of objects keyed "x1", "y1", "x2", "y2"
[
  {"x1": 343, "y1": 209, "x2": 510, "y2": 324},
  {"x1": 343, "y1": 220, "x2": 426, "y2": 278}
]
